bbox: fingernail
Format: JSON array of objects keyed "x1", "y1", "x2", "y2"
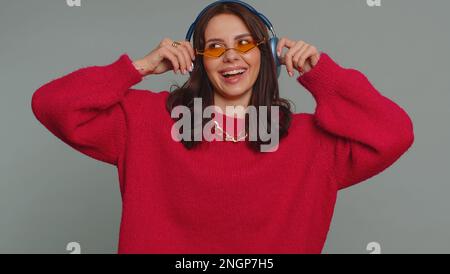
[
  {"x1": 289, "y1": 71, "x2": 294, "y2": 77},
  {"x1": 277, "y1": 51, "x2": 281, "y2": 57}
]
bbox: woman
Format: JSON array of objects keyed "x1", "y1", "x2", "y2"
[{"x1": 31, "y1": 2, "x2": 414, "y2": 254}]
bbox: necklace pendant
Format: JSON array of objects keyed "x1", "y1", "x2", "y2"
[{"x1": 214, "y1": 120, "x2": 246, "y2": 143}]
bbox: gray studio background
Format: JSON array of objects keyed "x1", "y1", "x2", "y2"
[{"x1": 1, "y1": 0, "x2": 448, "y2": 254}]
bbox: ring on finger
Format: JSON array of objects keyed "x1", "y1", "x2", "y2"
[{"x1": 172, "y1": 41, "x2": 182, "y2": 48}]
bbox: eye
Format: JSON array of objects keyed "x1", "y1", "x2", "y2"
[
  {"x1": 206, "y1": 39, "x2": 253, "y2": 49},
  {"x1": 208, "y1": 43, "x2": 224, "y2": 49},
  {"x1": 239, "y1": 39, "x2": 250, "y2": 45}
]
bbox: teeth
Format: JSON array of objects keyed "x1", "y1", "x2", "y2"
[{"x1": 222, "y1": 69, "x2": 246, "y2": 76}]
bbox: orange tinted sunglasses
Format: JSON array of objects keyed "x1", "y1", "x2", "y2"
[{"x1": 196, "y1": 38, "x2": 266, "y2": 58}]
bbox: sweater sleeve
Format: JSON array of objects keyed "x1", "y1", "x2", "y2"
[
  {"x1": 31, "y1": 54, "x2": 143, "y2": 166},
  {"x1": 298, "y1": 53, "x2": 414, "y2": 190}
]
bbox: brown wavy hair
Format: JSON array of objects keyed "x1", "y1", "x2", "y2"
[{"x1": 166, "y1": 2, "x2": 293, "y2": 152}]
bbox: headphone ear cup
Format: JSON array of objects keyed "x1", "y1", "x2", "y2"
[{"x1": 268, "y1": 37, "x2": 281, "y2": 79}]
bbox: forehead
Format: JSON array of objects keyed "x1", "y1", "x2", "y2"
[{"x1": 204, "y1": 13, "x2": 250, "y2": 39}]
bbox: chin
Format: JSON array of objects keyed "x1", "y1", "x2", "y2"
[
  {"x1": 214, "y1": 79, "x2": 254, "y2": 96},
  {"x1": 217, "y1": 86, "x2": 251, "y2": 99}
]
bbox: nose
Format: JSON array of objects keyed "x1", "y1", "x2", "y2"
[{"x1": 222, "y1": 48, "x2": 241, "y2": 62}]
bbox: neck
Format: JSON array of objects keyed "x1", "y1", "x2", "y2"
[{"x1": 213, "y1": 90, "x2": 252, "y2": 119}]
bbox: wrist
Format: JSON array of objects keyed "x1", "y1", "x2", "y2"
[{"x1": 132, "y1": 59, "x2": 152, "y2": 76}]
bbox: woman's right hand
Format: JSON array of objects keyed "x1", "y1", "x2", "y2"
[{"x1": 133, "y1": 38, "x2": 196, "y2": 77}]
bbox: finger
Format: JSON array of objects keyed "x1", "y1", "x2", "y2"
[
  {"x1": 160, "y1": 37, "x2": 172, "y2": 47},
  {"x1": 285, "y1": 41, "x2": 306, "y2": 76},
  {"x1": 310, "y1": 49, "x2": 320, "y2": 67},
  {"x1": 301, "y1": 47, "x2": 319, "y2": 72},
  {"x1": 276, "y1": 37, "x2": 287, "y2": 57},
  {"x1": 160, "y1": 47, "x2": 180, "y2": 73},
  {"x1": 293, "y1": 44, "x2": 311, "y2": 72},
  {"x1": 276, "y1": 37, "x2": 296, "y2": 57},
  {"x1": 176, "y1": 44, "x2": 193, "y2": 74},
  {"x1": 181, "y1": 41, "x2": 196, "y2": 61},
  {"x1": 304, "y1": 58, "x2": 313, "y2": 73},
  {"x1": 165, "y1": 39, "x2": 190, "y2": 72},
  {"x1": 165, "y1": 45, "x2": 187, "y2": 74},
  {"x1": 298, "y1": 47, "x2": 318, "y2": 72}
]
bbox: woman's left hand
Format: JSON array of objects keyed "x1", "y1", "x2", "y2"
[{"x1": 276, "y1": 38, "x2": 321, "y2": 77}]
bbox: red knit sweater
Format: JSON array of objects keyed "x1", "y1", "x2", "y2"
[{"x1": 31, "y1": 53, "x2": 414, "y2": 254}]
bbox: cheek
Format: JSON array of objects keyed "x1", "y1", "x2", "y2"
[
  {"x1": 203, "y1": 59, "x2": 220, "y2": 74},
  {"x1": 248, "y1": 49, "x2": 261, "y2": 65},
  {"x1": 248, "y1": 53, "x2": 261, "y2": 75},
  {"x1": 203, "y1": 60, "x2": 212, "y2": 75}
]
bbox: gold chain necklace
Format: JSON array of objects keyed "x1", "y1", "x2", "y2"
[{"x1": 213, "y1": 120, "x2": 247, "y2": 143}]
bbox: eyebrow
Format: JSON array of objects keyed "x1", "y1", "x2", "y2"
[{"x1": 206, "y1": 33, "x2": 252, "y2": 44}]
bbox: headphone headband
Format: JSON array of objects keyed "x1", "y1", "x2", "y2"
[{"x1": 185, "y1": 0, "x2": 277, "y2": 42}]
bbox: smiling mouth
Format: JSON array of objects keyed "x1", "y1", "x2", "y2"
[{"x1": 220, "y1": 69, "x2": 248, "y2": 84}]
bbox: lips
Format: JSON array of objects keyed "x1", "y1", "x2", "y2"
[
  {"x1": 220, "y1": 69, "x2": 248, "y2": 84},
  {"x1": 219, "y1": 66, "x2": 248, "y2": 74}
]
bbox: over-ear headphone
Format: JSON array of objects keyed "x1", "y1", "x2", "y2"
[{"x1": 185, "y1": 0, "x2": 281, "y2": 78}]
